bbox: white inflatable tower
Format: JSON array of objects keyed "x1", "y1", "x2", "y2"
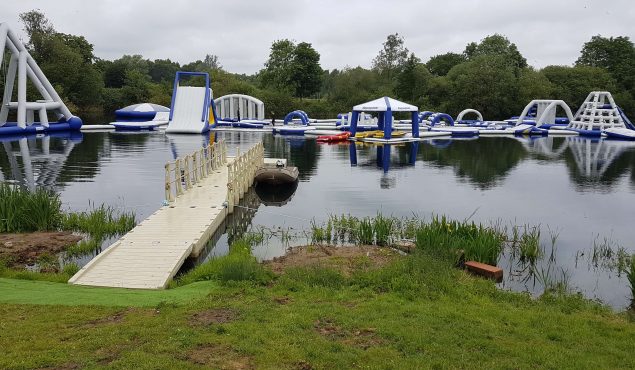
[{"x1": 0, "y1": 22, "x2": 78, "y2": 130}]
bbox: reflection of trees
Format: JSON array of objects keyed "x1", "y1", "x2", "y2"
[
  {"x1": 261, "y1": 134, "x2": 320, "y2": 181},
  {"x1": 419, "y1": 137, "x2": 528, "y2": 189}
]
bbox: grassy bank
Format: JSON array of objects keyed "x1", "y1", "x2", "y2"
[
  {"x1": 1, "y1": 244, "x2": 634, "y2": 368},
  {"x1": 0, "y1": 183, "x2": 135, "y2": 275}
]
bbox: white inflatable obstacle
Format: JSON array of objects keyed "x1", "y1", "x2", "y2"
[
  {"x1": 0, "y1": 23, "x2": 80, "y2": 134},
  {"x1": 165, "y1": 71, "x2": 214, "y2": 134},
  {"x1": 214, "y1": 94, "x2": 264, "y2": 121},
  {"x1": 568, "y1": 91, "x2": 627, "y2": 133},
  {"x1": 516, "y1": 100, "x2": 574, "y2": 128}
]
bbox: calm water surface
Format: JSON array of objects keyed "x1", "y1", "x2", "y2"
[{"x1": 1, "y1": 129, "x2": 634, "y2": 309}]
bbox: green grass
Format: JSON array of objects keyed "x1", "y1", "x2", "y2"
[
  {"x1": 0, "y1": 183, "x2": 62, "y2": 233},
  {"x1": 0, "y1": 249, "x2": 633, "y2": 369},
  {"x1": 628, "y1": 256, "x2": 635, "y2": 309},
  {"x1": 174, "y1": 238, "x2": 273, "y2": 287},
  {"x1": 0, "y1": 278, "x2": 216, "y2": 307}
]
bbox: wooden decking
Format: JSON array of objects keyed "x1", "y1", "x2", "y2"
[{"x1": 69, "y1": 141, "x2": 264, "y2": 289}]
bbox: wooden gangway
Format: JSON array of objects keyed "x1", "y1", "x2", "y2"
[{"x1": 69, "y1": 140, "x2": 264, "y2": 289}]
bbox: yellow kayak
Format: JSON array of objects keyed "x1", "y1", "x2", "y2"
[{"x1": 372, "y1": 130, "x2": 406, "y2": 138}]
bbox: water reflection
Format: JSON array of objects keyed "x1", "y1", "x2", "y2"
[
  {"x1": 255, "y1": 181, "x2": 298, "y2": 206},
  {"x1": 0, "y1": 132, "x2": 83, "y2": 190},
  {"x1": 262, "y1": 135, "x2": 320, "y2": 181}
]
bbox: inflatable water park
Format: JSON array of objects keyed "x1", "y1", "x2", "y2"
[{"x1": 2, "y1": 20, "x2": 635, "y2": 142}]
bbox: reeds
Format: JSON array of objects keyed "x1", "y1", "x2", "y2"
[
  {"x1": 0, "y1": 183, "x2": 62, "y2": 233},
  {"x1": 627, "y1": 256, "x2": 635, "y2": 309},
  {"x1": 61, "y1": 204, "x2": 136, "y2": 242}
]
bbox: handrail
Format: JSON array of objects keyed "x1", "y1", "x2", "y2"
[
  {"x1": 164, "y1": 139, "x2": 227, "y2": 202},
  {"x1": 225, "y1": 142, "x2": 264, "y2": 213}
]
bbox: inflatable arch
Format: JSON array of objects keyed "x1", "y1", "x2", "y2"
[
  {"x1": 214, "y1": 94, "x2": 265, "y2": 121},
  {"x1": 429, "y1": 113, "x2": 455, "y2": 126},
  {"x1": 456, "y1": 109, "x2": 483, "y2": 123},
  {"x1": 283, "y1": 110, "x2": 309, "y2": 125},
  {"x1": 517, "y1": 100, "x2": 574, "y2": 128}
]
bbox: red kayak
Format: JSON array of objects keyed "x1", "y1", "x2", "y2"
[{"x1": 316, "y1": 132, "x2": 351, "y2": 142}]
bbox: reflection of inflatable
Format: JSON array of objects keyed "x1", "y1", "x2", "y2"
[
  {"x1": 255, "y1": 181, "x2": 298, "y2": 207},
  {"x1": 0, "y1": 23, "x2": 82, "y2": 136},
  {"x1": 0, "y1": 132, "x2": 82, "y2": 191}
]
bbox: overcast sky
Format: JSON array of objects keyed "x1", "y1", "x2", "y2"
[{"x1": 2, "y1": 0, "x2": 634, "y2": 74}]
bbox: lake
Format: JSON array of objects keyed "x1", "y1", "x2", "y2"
[{"x1": 1, "y1": 129, "x2": 634, "y2": 309}]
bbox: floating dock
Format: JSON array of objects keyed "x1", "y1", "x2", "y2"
[{"x1": 69, "y1": 140, "x2": 264, "y2": 289}]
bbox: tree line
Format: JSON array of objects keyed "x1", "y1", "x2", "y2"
[{"x1": 4, "y1": 10, "x2": 635, "y2": 121}]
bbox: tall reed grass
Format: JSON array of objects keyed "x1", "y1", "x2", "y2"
[{"x1": 0, "y1": 183, "x2": 62, "y2": 233}]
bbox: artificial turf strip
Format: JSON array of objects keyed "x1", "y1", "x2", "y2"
[{"x1": 0, "y1": 278, "x2": 217, "y2": 307}]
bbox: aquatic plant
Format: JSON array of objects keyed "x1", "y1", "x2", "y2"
[
  {"x1": 356, "y1": 217, "x2": 374, "y2": 245},
  {"x1": 61, "y1": 204, "x2": 136, "y2": 242},
  {"x1": 310, "y1": 219, "x2": 325, "y2": 244},
  {"x1": 415, "y1": 216, "x2": 504, "y2": 265},
  {"x1": 373, "y1": 213, "x2": 394, "y2": 246},
  {"x1": 519, "y1": 225, "x2": 542, "y2": 264},
  {"x1": 534, "y1": 262, "x2": 571, "y2": 295},
  {"x1": 65, "y1": 238, "x2": 101, "y2": 258},
  {"x1": 627, "y1": 256, "x2": 635, "y2": 309},
  {"x1": 0, "y1": 183, "x2": 62, "y2": 233}
]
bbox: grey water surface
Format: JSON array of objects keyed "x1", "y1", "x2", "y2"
[{"x1": 1, "y1": 129, "x2": 634, "y2": 309}]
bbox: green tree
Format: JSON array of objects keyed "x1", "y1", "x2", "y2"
[
  {"x1": 19, "y1": 10, "x2": 55, "y2": 61},
  {"x1": 464, "y1": 34, "x2": 527, "y2": 69},
  {"x1": 148, "y1": 59, "x2": 180, "y2": 83},
  {"x1": 290, "y1": 42, "x2": 322, "y2": 98},
  {"x1": 541, "y1": 65, "x2": 617, "y2": 111},
  {"x1": 259, "y1": 39, "x2": 296, "y2": 92},
  {"x1": 395, "y1": 54, "x2": 432, "y2": 105},
  {"x1": 372, "y1": 33, "x2": 409, "y2": 81},
  {"x1": 203, "y1": 54, "x2": 222, "y2": 70},
  {"x1": 19, "y1": 10, "x2": 103, "y2": 108},
  {"x1": 445, "y1": 55, "x2": 519, "y2": 119},
  {"x1": 576, "y1": 35, "x2": 635, "y2": 92},
  {"x1": 426, "y1": 52, "x2": 466, "y2": 76}
]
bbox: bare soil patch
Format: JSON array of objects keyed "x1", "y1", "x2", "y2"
[
  {"x1": 190, "y1": 308, "x2": 238, "y2": 327},
  {"x1": 264, "y1": 245, "x2": 400, "y2": 276},
  {"x1": 0, "y1": 231, "x2": 82, "y2": 267},
  {"x1": 187, "y1": 344, "x2": 253, "y2": 369},
  {"x1": 314, "y1": 318, "x2": 383, "y2": 349}
]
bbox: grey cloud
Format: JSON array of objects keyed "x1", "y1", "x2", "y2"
[{"x1": 2, "y1": 0, "x2": 634, "y2": 74}]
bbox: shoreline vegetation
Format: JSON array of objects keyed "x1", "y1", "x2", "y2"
[
  {"x1": 0, "y1": 183, "x2": 136, "y2": 280},
  {"x1": 1, "y1": 237, "x2": 634, "y2": 368},
  {"x1": 1, "y1": 185, "x2": 634, "y2": 367}
]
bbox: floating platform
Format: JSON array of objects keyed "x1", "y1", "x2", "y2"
[{"x1": 69, "y1": 141, "x2": 264, "y2": 289}]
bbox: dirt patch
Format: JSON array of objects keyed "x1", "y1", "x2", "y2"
[
  {"x1": 36, "y1": 363, "x2": 81, "y2": 370},
  {"x1": 81, "y1": 308, "x2": 132, "y2": 328},
  {"x1": 314, "y1": 318, "x2": 382, "y2": 350},
  {"x1": 273, "y1": 296, "x2": 291, "y2": 305},
  {"x1": 187, "y1": 344, "x2": 253, "y2": 369},
  {"x1": 0, "y1": 231, "x2": 82, "y2": 267},
  {"x1": 190, "y1": 308, "x2": 238, "y2": 327},
  {"x1": 264, "y1": 245, "x2": 400, "y2": 276}
]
